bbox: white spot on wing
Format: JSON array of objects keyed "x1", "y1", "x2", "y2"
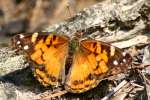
[
  {"x1": 123, "y1": 59, "x2": 126, "y2": 63},
  {"x1": 19, "y1": 34, "x2": 24, "y2": 39},
  {"x1": 17, "y1": 41, "x2": 21, "y2": 44},
  {"x1": 110, "y1": 46, "x2": 115, "y2": 56},
  {"x1": 113, "y1": 60, "x2": 118, "y2": 65},
  {"x1": 23, "y1": 45, "x2": 29, "y2": 50},
  {"x1": 19, "y1": 45, "x2": 22, "y2": 48},
  {"x1": 122, "y1": 52, "x2": 126, "y2": 56},
  {"x1": 32, "y1": 32, "x2": 39, "y2": 43}
]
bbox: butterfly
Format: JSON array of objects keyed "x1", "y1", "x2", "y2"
[{"x1": 11, "y1": 32, "x2": 132, "y2": 93}]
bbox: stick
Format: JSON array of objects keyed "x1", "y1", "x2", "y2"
[{"x1": 101, "y1": 80, "x2": 128, "y2": 100}]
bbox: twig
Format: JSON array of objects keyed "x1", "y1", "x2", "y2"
[
  {"x1": 37, "y1": 90, "x2": 68, "y2": 100},
  {"x1": 101, "y1": 80, "x2": 128, "y2": 100},
  {"x1": 112, "y1": 35, "x2": 149, "y2": 48},
  {"x1": 44, "y1": 0, "x2": 146, "y2": 37},
  {"x1": 95, "y1": 19, "x2": 146, "y2": 43}
]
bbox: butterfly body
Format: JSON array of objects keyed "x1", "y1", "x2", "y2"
[{"x1": 12, "y1": 32, "x2": 132, "y2": 93}]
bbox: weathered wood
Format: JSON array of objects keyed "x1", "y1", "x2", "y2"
[{"x1": 44, "y1": 0, "x2": 148, "y2": 40}]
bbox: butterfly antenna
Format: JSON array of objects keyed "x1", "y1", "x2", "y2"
[
  {"x1": 66, "y1": 3, "x2": 72, "y2": 17},
  {"x1": 66, "y1": 0, "x2": 76, "y2": 17}
]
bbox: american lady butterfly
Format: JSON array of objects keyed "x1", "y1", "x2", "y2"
[{"x1": 11, "y1": 32, "x2": 132, "y2": 93}]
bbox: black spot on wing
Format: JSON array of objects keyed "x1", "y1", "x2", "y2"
[
  {"x1": 87, "y1": 74, "x2": 94, "y2": 80},
  {"x1": 43, "y1": 36, "x2": 47, "y2": 42},
  {"x1": 49, "y1": 75, "x2": 57, "y2": 82},
  {"x1": 73, "y1": 80, "x2": 84, "y2": 85},
  {"x1": 53, "y1": 35, "x2": 56, "y2": 41},
  {"x1": 93, "y1": 42, "x2": 97, "y2": 48},
  {"x1": 38, "y1": 64, "x2": 45, "y2": 71},
  {"x1": 40, "y1": 48, "x2": 45, "y2": 61},
  {"x1": 47, "y1": 44, "x2": 51, "y2": 48}
]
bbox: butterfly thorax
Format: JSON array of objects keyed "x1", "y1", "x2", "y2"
[
  {"x1": 69, "y1": 37, "x2": 80, "y2": 54},
  {"x1": 69, "y1": 32, "x2": 86, "y2": 54}
]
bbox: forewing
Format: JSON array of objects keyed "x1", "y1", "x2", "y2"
[
  {"x1": 12, "y1": 33, "x2": 69, "y2": 86},
  {"x1": 81, "y1": 40, "x2": 132, "y2": 78},
  {"x1": 65, "y1": 39, "x2": 132, "y2": 93}
]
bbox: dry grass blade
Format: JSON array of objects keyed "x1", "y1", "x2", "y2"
[{"x1": 36, "y1": 90, "x2": 68, "y2": 100}]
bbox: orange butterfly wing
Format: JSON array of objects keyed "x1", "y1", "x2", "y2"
[
  {"x1": 31, "y1": 34, "x2": 69, "y2": 86},
  {"x1": 81, "y1": 40, "x2": 132, "y2": 77},
  {"x1": 12, "y1": 33, "x2": 69, "y2": 86},
  {"x1": 65, "y1": 40, "x2": 132, "y2": 93},
  {"x1": 65, "y1": 50, "x2": 98, "y2": 93}
]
